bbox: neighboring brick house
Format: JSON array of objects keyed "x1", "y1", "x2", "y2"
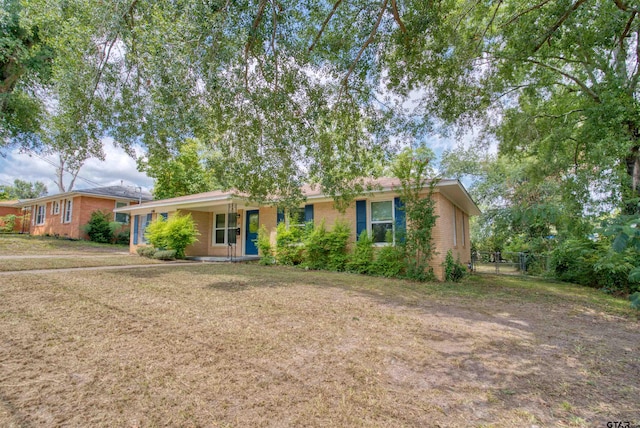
[
  {"x1": 17, "y1": 186, "x2": 153, "y2": 240},
  {"x1": 115, "y1": 178, "x2": 480, "y2": 280},
  {"x1": 0, "y1": 200, "x2": 27, "y2": 232}
]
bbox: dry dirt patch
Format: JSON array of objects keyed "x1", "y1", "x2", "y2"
[{"x1": 0, "y1": 264, "x2": 637, "y2": 427}]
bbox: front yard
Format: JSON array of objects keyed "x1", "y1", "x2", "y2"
[{"x1": 0, "y1": 236, "x2": 638, "y2": 426}]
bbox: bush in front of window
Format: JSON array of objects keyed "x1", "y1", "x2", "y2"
[
  {"x1": 370, "y1": 245, "x2": 405, "y2": 277},
  {"x1": 0, "y1": 214, "x2": 17, "y2": 233},
  {"x1": 301, "y1": 220, "x2": 351, "y2": 271},
  {"x1": 83, "y1": 211, "x2": 113, "y2": 243},
  {"x1": 275, "y1": 221, "x2": 304, "y2": 265},
  {"x1": 346, "y1": 231, "x2": 375, "y2": 274},
  {"x1": 144, "y1": 212, "x2": 199, "y2": 259}
]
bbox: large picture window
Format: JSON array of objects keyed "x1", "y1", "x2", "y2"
[{"x1": 371, "y1": 200, "x2": 394, "y2": 243}]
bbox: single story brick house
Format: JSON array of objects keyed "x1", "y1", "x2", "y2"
[
  {"x1": 115, "y1": 178, "x2": 480, "y2": 279},
  {"x1": 17, "y1": 186, "x2": 153, "y2": 240}
]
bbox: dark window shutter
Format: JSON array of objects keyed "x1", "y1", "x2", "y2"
[
  {"x1": 356, "y1": 200, "x2": 367, "y2": 240},
  {"x1": 277, "y1": 207, "x2": 285, "y2": 224},
  {"x1": 304, "y1": 204, "x2": 314, "y2": 222},
  {"x1": 394, "y1": 197, "x2": 406, "y2": 243},
  {"x1": 133, "y1": 215, "x2": 139, "y2": 245}
]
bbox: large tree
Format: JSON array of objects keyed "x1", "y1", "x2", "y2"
[
  {"x1": 385, "y1": 0, "x2": 640, "y2": 215},
  {"x1": 0, "y1": 178, "x2": 47, "y2": 199},
  {"x1": 7, "y1": 0, "x2": 639, "y2": 213}
]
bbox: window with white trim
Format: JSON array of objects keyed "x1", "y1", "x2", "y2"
[
  {"x1": 35, "y1": 205, "x2": 46, "y2": 225},
  {"x1": 213, "y1": 213, "x2": 237, "y2": 245},
  {"x1": 114, "y1": 201, "x2": 129, "y2": 223},
  {"x1": 62, "y1": 199, "x2": 72, "y2": 223},
  {"x1": 461, "y1": 213, "x2": 465, "y2": 247},
  {"x1": 52, "y1": 200, "x2": 60, "y2": 215},
  {"x1": 370, "y1": 200, "x2": 394, "y2": 244}
]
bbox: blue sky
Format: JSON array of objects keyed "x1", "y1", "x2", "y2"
[{"x1": 0, "y1": 141, "x2": 154, "y2": 195}]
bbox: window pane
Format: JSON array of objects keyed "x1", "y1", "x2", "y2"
[
  {"x1": 215, "y1": 230, "x2": 225, "y2": 244},
  {"x1": 372, "y1": 222, "x2": 393, "y2": 243},
  {"x1": 371, "y1": 201, "x2": 392, "y2": 221},
  {"x1": 216, "y1": 214, "x2": 225, "y2": 228}
]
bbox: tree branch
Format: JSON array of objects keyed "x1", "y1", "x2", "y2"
[
  {"x1": 500, "y1": 0, "x2": 553, "y2": 28},
  {"x1": 341, "y1": 0, "x2": 388, "y2": 90},
  {"x1": 245, "y1": 0, "x2": 268, "y2": 89},
  {"x1": 309, "y1": 0, "x2": 343, "y2": 52},
  {"x1": 271, "y1": 0, "x2": 278, "y2": 92},
  {"x1": 614, "y1": 0, "x2": 640, "y2": 13},
  {"x1": 478, "y1": 0, "x2": 502, "y2": 51},
  {"x1": 533, "y1": 0, "x2": 587, "y2": 53},
  {"x1": 525, "y1": 58, "x2": 601, "y2": 102},
  {"x1": 390, "y1": 0, "x2": 406, "y2": 33}
]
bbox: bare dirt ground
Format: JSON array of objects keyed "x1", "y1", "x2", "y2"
[{"x1": 0, "y1": 254, "x2": 638, "y2": 427}]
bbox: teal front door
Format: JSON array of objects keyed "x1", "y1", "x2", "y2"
[{"x1": 245, "y1": 210, "x2": 259, "y2": 255}]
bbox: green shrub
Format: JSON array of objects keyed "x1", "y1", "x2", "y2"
[
  {"x1": 256, "y1": 224, "x2": 274, "y2": 265},
  {"x1": 443, "y1": 250, "x2": 466, "y2": 282},
  {"x1": 346, "y1": 231, "x2": 374, "y2": 274},
  {"x1": 144, "y1": 213, "x2": 199, "y2": 259},
  {"x1": 0, "y1": 214, "x2": 17, "y2": 232},
  {"x1": 153, "y1": 249, "x2": 177, "y2": 260},
  {"x1": 275, "y1": 221, "x2": 304, "y2": 265},
  {"x1": 325, "y1": 221, "x2": 351, "y2": 271},
  {"x1": 137, "y1": 246, "x2": 157, "y2": 258},
  {"x1": 303, "y1": 220, "x2": 329, "y2": 270},
  {"x1": 630, "y1": 292, "x2": 640, "y2": 310},
  {"x1": 371, "y1": 245, "x2": 405, "y2": 277},
  {"x1": 145, "y1": 217, "x2": 169, "y2": 250},
  {"x1": 84, "y1": 211, "x2": 113, "y2": 243}
]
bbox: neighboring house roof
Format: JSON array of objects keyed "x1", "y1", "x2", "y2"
[
  {"x1": 15, "y1": 186, "x2": 153, "y2": 207},
  {"x1": 115, "y1": 177, "x2": 481, "y2": 216}
]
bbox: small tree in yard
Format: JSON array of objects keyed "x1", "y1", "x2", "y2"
[
  {"x1": 84, "y1": 211, "x2": 113, "y2": 243},
  {"x1": 145, "y1": 213, "x2": 199, "y2": 259}
]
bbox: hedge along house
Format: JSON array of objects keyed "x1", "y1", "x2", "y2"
[
  {"x1": 16, "y1": 186, "x2": 153, "y2": 240},
  {"x1": 115, "y1": 177, "x2": 480, "y2": 279}
]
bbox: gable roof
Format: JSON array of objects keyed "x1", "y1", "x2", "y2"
[
  {"x1": 114, "y1": 177, "x2": 481, "y2": 216},
  {"x1": 15, "y1": 186, "x2": 153, "y2": 207}
]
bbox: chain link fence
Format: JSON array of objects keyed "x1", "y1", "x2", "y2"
[{"x1": 471, "y1": 251, "x2": 552, "y2": 276}]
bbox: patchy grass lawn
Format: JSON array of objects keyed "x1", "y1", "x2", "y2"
[
  {"x1": 0, "y1": 234, "x2": 162, "y2": 271},
  {"x1": 0, "y1": 234, "x2": 129, "y2": 255},
  {"x1": 0, "y1": 263, "x2": 637, "y2": 427}
]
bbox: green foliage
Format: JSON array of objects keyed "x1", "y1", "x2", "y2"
[
  {"x1": 144, "y1": 217, "x2": 169, "y2": 250},
  {"x1": 256, "y1": 224, "x2": 274, "y2": 265},
  {"x1": 141, "y1": 139, "x2": 218, "y2": 200},
  {"x1": 551, "y1": 238, "x2": 639, "y2": 295},
  {"x1": 302, "y1": 220, "x2": 351, "y2": 271},
  {"x1": 630, "y1": 292, "x2": 640, "y2": 310},
  {"x1": 392, "y1": 146, "x2": 438, "y2": 281},
  {"x1": 144, "y1": 213, "x2": 198, "y2": 259},
  {"x1": 443, "y1": 250, "x2": 466, "y2": 282},
  {"x1": 83, "y1": 211, "x2": 113, "y2": 244},
  {"x1": 0, "y1": 214, "x2": 17, "y2": 232},
  {"x1": 152, "y1": 249, "x2": 177, "y2": 260},
  {"x1": 346, "y1": 231, "x2": 374, "y2": 275},
  {"x1": 136, "y1": 246, "x2": 156, "y2": 258},
  {"x1": 275, "y1": 221, "x2": 304, "y2": 266},
  {"x1": 0, "y1": 179, "x2": 47, "y2": 199},
  {"x1": 370, "y1": 245, "x2": 404, "y2": 278}
]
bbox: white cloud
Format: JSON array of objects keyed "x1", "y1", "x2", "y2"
[{"x1": 0, "y1": 141, "x2": 154, "y2": 195}]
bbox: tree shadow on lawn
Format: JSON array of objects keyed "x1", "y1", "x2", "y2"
[{"x1": 178, "y1": 264, "x2": 640, "y2": 425}]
